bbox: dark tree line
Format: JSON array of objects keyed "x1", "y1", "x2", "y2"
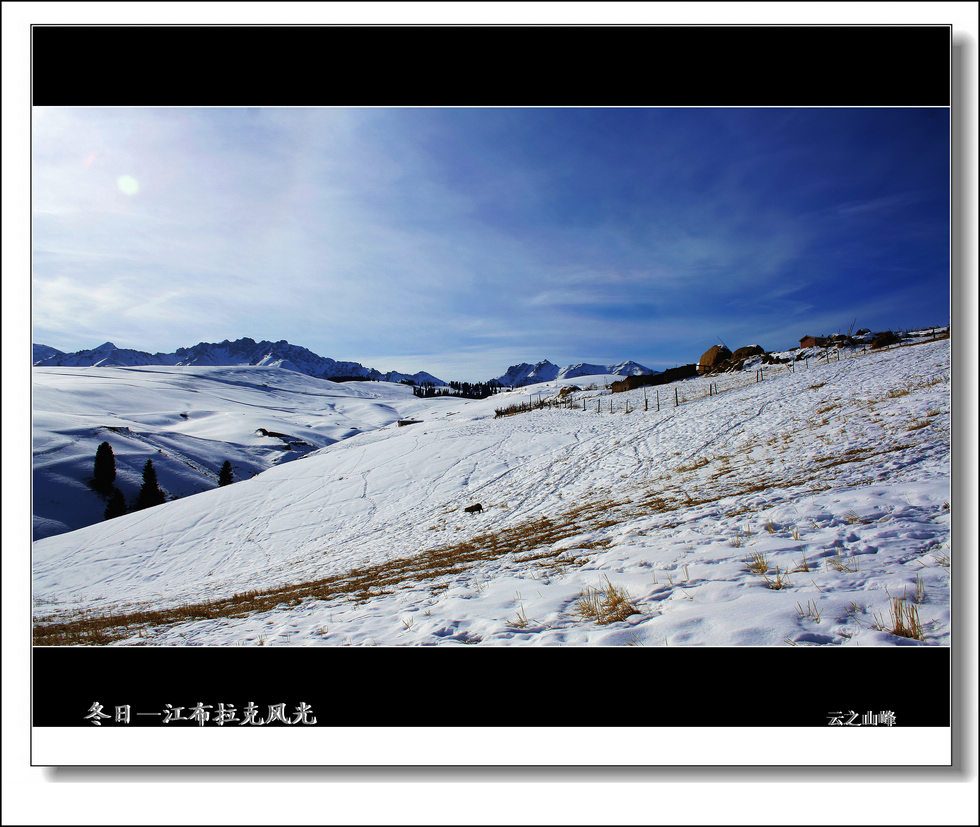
[
  {"x1": 94, "y1": 441, "x2": 236, "y2": 521},
  {"x1": 413, "y1": 381, "x2": 503, "y2": 400}
]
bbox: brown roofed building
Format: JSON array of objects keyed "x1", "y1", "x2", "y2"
[{"x1": 799, "y1": 335, "x2": 827, "y2": 349}]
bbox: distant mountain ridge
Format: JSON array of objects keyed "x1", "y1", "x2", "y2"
[
  {"x1": 32, "y1": 338, "x2": 447, "y2": 386},
  {"x1": 32, "y1": 344, "x2": 65, "y2": 363},
  {"x1": 32, "y1": 339, "x2": 657, "y2": 388},
  {"x1": 493, "y1": 359, "x2": 657, "y2": 387}
]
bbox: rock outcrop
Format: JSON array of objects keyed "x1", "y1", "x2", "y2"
[
  {"x1": 610, "y1": 364, "x2": 698, "y2": 393},
  {"x1": 697, "y1": 345, "x2": 732, "y2": 375},
  {"x1": 730, "y1": 345, "x2": 764, "y2": 363}
]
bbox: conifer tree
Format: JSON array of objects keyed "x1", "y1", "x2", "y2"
[
  {"x1": 218, "y1": 460, "x2": 234, "y2": 487},
  {"x1": 93, "y1": 441, "x2": 116, "y2": 494},
  {"x1": 104, "y1": 487, "x2": 127, "y2": 520},
  {"x1": 132, "y1": 459, "x2": 166, "y2": 511}
]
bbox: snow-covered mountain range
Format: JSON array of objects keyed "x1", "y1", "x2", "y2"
[
  {"x1": 493, "y1": 359, "x2": 656, "y2": 387},
  {"x1": 32, "y1": 339, "x2": 657, "y2": 389},
  {"x1": 32, "y1": 338, "x2": 446, "y2": 386}
]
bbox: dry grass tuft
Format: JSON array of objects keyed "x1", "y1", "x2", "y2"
[
  {"x1": 761, "y1": 566, "x2": 792, "y2": 590},
  {"x1": 826, "y1": 552, "x2": 859, "y2": 573},
  {"x1": 914, "y1": 573, "x2": 927, "y2": 604},
  {"x1": 508, "y1": 594, "x2": 531, "y2": 629},
  {"x1": 575, "y1": 577, "x2": 640, "y2": 625},
  {"x1": 746, "y1": 552, "x2": 769, "y2": 574},
  {"x1": 795, "y1": 599, "x2": 822, "y2": 622},
  {"x1": 873, "y1": 597, "x2": 925, "y2": 641}
]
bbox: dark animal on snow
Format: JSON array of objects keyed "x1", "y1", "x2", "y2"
[{"x1": 463, "y1": 503, "x2": 484, "y2": 514}]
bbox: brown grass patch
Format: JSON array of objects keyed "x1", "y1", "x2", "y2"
[
  {"x1": 873, "y1": 597, "x2": 925, "y2": 641},
  {"x1": 574, "y1": 577, "x2": 640, "y2": 624},
  {"x1": 676, "y1": 455, "x2": 711, "y2": 473},
  {"x1": 34, "y1": 505, "x2": 610, "y2": 645}
]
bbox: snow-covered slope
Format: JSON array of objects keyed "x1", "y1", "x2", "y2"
[
  {"x1": 32, "y1": 365, "x2": 457, "y2": 540},
  {"x1": 32, "y1": 339, "x2": 951, "y2": 647}
]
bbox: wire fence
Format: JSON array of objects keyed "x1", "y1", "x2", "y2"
[{"x1": 494, "y1": 327, "x2": 951, "y2": 420}]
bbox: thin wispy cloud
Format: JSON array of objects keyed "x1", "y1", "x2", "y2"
[{"x1": 32, "y1": 107, "x2": 949, "y2": 379}]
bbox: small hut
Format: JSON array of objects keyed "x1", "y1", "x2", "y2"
[{"x1": 799, "y1": 335, "x2": 827, "y2": 349}]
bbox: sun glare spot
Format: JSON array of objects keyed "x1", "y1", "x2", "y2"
[
  {"x1": 83, "y1": 152, "x2": 97, "y2": 167},
  {"x1": 116, "y1": 175, "x2": 140, "y2": 196}
]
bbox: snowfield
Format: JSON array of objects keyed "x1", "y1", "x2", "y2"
[
  {"x1": 32, "y1": 338, "x2": 951, "y2": 647},
  {"x1": 32, "y1": 365, "x2": 453, "y2": 539}
]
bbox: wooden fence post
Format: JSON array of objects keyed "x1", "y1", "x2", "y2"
[{"x1": 674, "y1": 387, "x2": 679, "y2": 407}]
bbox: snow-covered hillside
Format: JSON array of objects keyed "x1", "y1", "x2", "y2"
[
  {"x1": 32, "y1": 338, "x2": 951, "y2": 647},
  {"x1": 32, "y1": 365, "x2": 456, "y2": 539}
]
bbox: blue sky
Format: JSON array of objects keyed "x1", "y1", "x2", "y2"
[{"x1": 32, "y1": 107, "x2": 950, "y2": 381}]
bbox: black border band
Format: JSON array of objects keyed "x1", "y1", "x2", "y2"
[
  {"x1": 34, "y1": 646, "x2": 951, "y2": 727},
  {"x1": 31, "y1": 25, "x2": 951, "y2": 107}
]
